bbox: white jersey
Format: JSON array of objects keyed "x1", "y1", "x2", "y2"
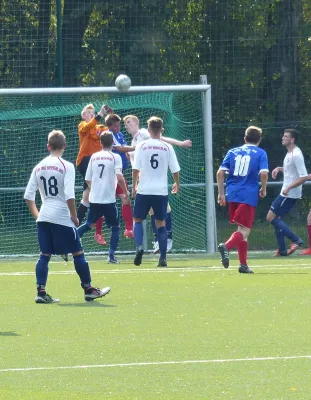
[
  {"x1": 133, "y1": 138, "x2": 180, "y2": 195},
  {"x1": 281, "y1": 146, "x2": 308, "y2": 199},
  {"x1": 24, "y1": 155, "x2": 75, "y2": 227},
  {"x1": 85, "y1": 150, "x2": 123, "y2": 204},
  {"x1": 129, "y1": 128, "x2": 150, "y2": 165}
]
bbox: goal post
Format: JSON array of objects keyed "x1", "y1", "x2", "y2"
[{"x1": 0, "y1": 81, "x2": 216, "y2": 256}]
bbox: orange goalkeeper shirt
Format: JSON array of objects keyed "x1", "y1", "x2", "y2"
[{"x1": 76, "y1": 118, "x2": 108, "y2": 166}]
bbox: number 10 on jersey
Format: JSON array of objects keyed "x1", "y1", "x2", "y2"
[{"x1": 233, "y1": 155, "x2": 250, "y2": 177}]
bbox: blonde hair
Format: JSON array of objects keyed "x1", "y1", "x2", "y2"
[
  {"x1": 123, "y1": 115, "x2": 139, "y2": 124},
  {"x1": 147, "y1": 116, "x2": 163, "y2": 133},
  {"x1": 48, "y1": 130, "x2": 66, "y2": 150},
  {"x1": 81, "y1": 104, "x2": 95, "y2": 117}
]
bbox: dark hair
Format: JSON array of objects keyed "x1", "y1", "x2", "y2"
[
  {"x1": 147, "y1": 116, "x2": 163, "y2": 133},
  {"x1": 105, "y1": 113, "x2": 121, "y2": 127},
  {"x1": 48, "y1": 130, "x2": 66, "y2": 150},
  {"x1": 245, "y1": 126, "x2": 262, "y2": 144},
  {"x1": 100, "y1": 131, "x2": 114, "y2": 148},
  {"x1": 284, "y1": 128, "x2": 299, "y2": 143}
]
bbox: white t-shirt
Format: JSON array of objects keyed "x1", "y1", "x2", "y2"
[
  {"x1": 85, "y1": 150, "x2": 123, "y2": 204},
  {"x1": 133, "y1": 138, "x2": 180, "y2": 195},
  {"x1": 24, "y1": 155, "x2": 75, "y2": 227},
  {"x1": 281, "y1": 146, "x2": 308, "y2": 199},
  {"x1": 129, "y1": 128, "x2": 150, "y2": 165}
]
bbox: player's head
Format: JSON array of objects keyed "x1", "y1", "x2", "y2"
[
  {"x1": 100, "y1": 131, "x2": 114, "y2": 149},
  {"x1": 244, "y1": 126, "x2": 262, "y2": 145},
  {"x1": 105, "y1": 114, "x2": 121, "y2": 133},
  {"x1": 81, "y1": 104, "x2": 95, "y2": 122},
  {"x1": 282, "y1": 128, "x2": 299, "y2": 147},
  {"x1": 47, "y1": 130, "x2": 66, "y2": 153},
  {"x1": 147, "y1": 116, "x2": 164, "y2": 137},
  {"x1": 123, "y1": 115, "x2": 139, "y2": 136}
]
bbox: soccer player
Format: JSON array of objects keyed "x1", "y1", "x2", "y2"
[
  {"x1": 132, "y1": 116, "x2": 181, "y2": 267},
  {"x1": 77, "y1": 132, "x2": 128, "y2": 264},
  {"x1": 217, "y1": 126, "x2": 268, "y2": 273},
  {"x1": 24, "y1": 130, "x2": 110, "y2": 303},
  {"x1": 266, "y1": 129, "x2": 309, "y2": 256},
  {"x1": 76, "y1": 103, "x2": 113, "y2": 245},
  {"x1": 124, "y1": 114, "x2": 192, "y2": 253},
  {"x1": 105, "y1": 113, "x2": 136, "y2": 239}
]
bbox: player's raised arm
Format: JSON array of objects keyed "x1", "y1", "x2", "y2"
[
  {"x1": 113, "y1": 144, "x2": 136, "y2": 153},
  {"x1": 161, "y1": 136, "x2": 192, "y2": 149}
]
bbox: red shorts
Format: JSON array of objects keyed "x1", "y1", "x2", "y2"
[
  {"x1": 116, "y1": 176, "x2": 129, "y2": 196},
  {"x1": 228, "y1": 202, "x2": 256, "y2": 229}
]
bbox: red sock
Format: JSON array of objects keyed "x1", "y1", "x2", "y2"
[
  {"x1": 308, "y1": 225, "x2": 311, "y2": 248},
  {"x1": 238, "y1": 240, "x2": 248, "y2": 265},
  {"x1": 95, "y1": 217, "x2": 104, "y2": 235},
  {"x1": 225, "y1": 231, "x2": 244, "y2": 250},
  {"x1": 122, "y1": 204, "x2": 133, "y2": 230}
]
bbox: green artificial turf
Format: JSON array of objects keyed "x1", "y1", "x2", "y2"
[{"x1": 0, "y1": 253, "x2": 310, "y2": 399}]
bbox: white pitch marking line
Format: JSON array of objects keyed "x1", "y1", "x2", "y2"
[
  {"x1": 1, "y1": 262, "x2": 311, "y2": 277},
  {"x1": 0, "y1": 355, "x2": 310, "y2": 373},
  {"x1": 1, "y1": 264, "x2": 311, "y2": 276}
]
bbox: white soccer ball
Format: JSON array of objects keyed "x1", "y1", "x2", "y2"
[{"x1": 115, "y1": 74, "x2": 131, "y2": 92}]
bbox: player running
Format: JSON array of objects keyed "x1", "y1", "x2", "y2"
[{"x1": 216, "y1": 126, "x2": 268, "y2": 273}]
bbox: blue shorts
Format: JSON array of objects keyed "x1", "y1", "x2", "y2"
[
  {"x1": 270, "y1": 195, "x2": 298, "y2": 217},
  {"x1": 37, "y1": 222, "x2": 83, "y2": 255},
  {"x1": 87, "y1": 203, "x2": 119, "y2": 227},
  {"x1": 134, "y1": 194, "x2": 168, "y2": 221}
]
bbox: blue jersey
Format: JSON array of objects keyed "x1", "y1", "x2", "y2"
[
  {"x1": 220, "y1": 144, "x2": 269, "y2": 206},
  {"x1": 112, "y1": 132, "x2": 128, "y2": 171}
]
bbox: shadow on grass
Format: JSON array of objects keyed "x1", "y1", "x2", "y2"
[
  {"x1": 0, "y1": 331, "x2": 21, "y2": 336},
  {"x1": 57, "y1": 302, "x2": 116, "y2": 308}
]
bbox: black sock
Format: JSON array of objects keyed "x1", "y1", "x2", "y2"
[{"x1": 77, "y1": 203, "x2": 88, "y2": 225}]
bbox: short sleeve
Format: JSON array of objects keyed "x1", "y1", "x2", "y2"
[
  {"x1": 24, "y1": 167, "x2": 38, "y2": 201},
  {"x1": 219, "y1": 151, "x2": 231, "y2": 171},
  {"x1": 64, "y1": 163, "x2": 76, "y2": 200},
  {"x1": 132, "y1": 143, "x2": 142, "y2": 170},
  {"x1": 293, "y1": 152, "x2": 308, "y2": 177},
  {"x1": 259, "y1": 151, "x2": 269, "y2": 172},
  {"x1": 114, "y1": 154, "x2": 123, "y2": 172}
]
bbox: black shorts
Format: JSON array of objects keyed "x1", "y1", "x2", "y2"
[{"x1": 77, "y1": 156, "x2": 91, "y2": 190}]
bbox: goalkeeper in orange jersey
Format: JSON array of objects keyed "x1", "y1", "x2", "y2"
[{"x1": 76, "y1": 103, "x2": 113, "y2": 245}]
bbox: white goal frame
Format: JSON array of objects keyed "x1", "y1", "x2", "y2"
[{"x1": 0, "y1": 77, "x2": 216, "y2": 253}]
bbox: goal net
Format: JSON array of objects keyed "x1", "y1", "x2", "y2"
[{"x1": 0, "y1": 87, "x2": 213, "y2": 256}]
